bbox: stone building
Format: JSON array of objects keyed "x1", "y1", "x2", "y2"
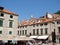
[
  {"x1": 18, "y1": 13, "x2": 60, "y2": 43},
  {"x1": 0, "y1": 7, "x2": 18, "y2": 40},
  {"x1": 0, "y1": 6, "x2": 60, "y2": 43}
]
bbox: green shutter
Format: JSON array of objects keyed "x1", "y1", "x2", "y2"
[
  {"x1": 25, "y1": 30, "x2": 27, "y2": 35},
  {"x1": 33, "y1": 29, "x2": 35, "y2": 35},
  {"x1": 18, "y1": 31, "x2": 19, "y2": 35},
  {"x1": 37, "y1": 29, "x2": 39, "y2": 35},
  {"x1": 20, "y1": 31, "x2": 21, "y2": 35},
  {"x1": 41, "y1": 29, "x2": 43, "y2": 35},
  {"x1": 23, "y1": 30, "x2": 24, "y2": 35},
  {"x1": 0, "y1": 20, "x2": 3, "y2": 26},
  {"x1": 45, "y1": 30, "x2": 47, "y2": 34},
  {"x1": 9, "y1": 21, "x2": 12, "y2": 28},
  {"x1": 45, "y1": 28, "x2": 48, "y2": 34}
]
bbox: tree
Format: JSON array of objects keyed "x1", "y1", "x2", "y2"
[{"x1": 55, "y1": 10, "x2": 60, "y2": 14}]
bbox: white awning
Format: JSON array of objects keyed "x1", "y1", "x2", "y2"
[
  {"x1": 29, "y1": 36, "x2": 38, "y2": 39},
  {"x1": 14, "y1": 36, "x2": 34, "y2": 41},
  {"x1": 37, "y1": 35, "x2": 48, "y2": 39}
]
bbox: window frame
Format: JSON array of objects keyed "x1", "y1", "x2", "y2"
[
  {"x1": 40, "y1": 24, "x2": 43, "y2": 26},
  {"x1": 33, "y1": 24, "x2": 35, "y2": 27},
  {"x1": 37, "y1": 29, "x2": 39, "y2": 35},
  {"x1": 0, "y1": 13, "x2": 4, "y2": 17},
  {"x1": 33, "y1": 29, "x2": 35, "y2": 35},
  {"x1": 22, "y1": 30, "x2": 24, "y2": 35},
  {"x1": 10, "y1": 15, "x2": 13, "y2": 18},
  {"x1": 25, "y1": 30, "x2": 27, "y2": 35},
  {"x1": 40, "y1": 29, "x2": 43, "y2": 35},
  {"x1": 18, "y1": 30, "x2": 19, "y2": 35},
  {"x1": 57, "y1": 21, "x2": 60, "y2": 24},
  {"x1": 45, "y1": 28, "x2": 48, "y2": 34},
  {"x1": 9, "y1": 31, "x2": 12, "y2": 35},
  {"x1": 44, "y1": 23, "x2": 48, "y2": 25},
  {"x1": 20, "y1": 31, "x2": 21, "y2": 35},
  {"x1": 9, "y1": 21, "x2": 13, "y2": 28},
  {"x1": 0, "y1": 20, "x2": 3, "y2": 27},
  {"x1": 58, "y1": 27, "x2": 60, "y2": 33},
  {"x1": 0, "y1": 31, "x2": 2, "y2": 34},
  {"x1": 36, "y1": 24, "x2": 39, "y2": 27}
]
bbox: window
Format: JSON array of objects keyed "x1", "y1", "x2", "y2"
[
  {"x1": 41, "y1": 29, "x2": 43, "y2": 35},
  {"x1": 9, "y1": 21, "x2": 13, "y2": 28},
  {"x1": 40, "y1": 24, "x2": 43, "y2": 26},
  {"x1": 20, "y1": 31, "x2": 21, "y2": 35},
  {"x1": 37, "y1": 29, "x2": 39, "y2": 35},
  {"x1": 29, "y1": 33, "x2": 32, "y2": 36},
  {"x1": 25, "y1": 30, "x2": 27, "y2": 35},
  {"x1": 10, "y1": 15, "x2": 13, "y2": 18},
  {"x1": 57, "y1": 21, "x2": 60, "y2": 24},
  {"x1": 33, "y1": 29, "x2": 35, "y2": 35},
  {"x1": 44, "y1": 23, "x2": 48, "y2": 25},
  {"x1": 22, "y1": 30, "x2": 24, "y2": 35},
  {"x1": 18, "y1": 31, "x2": 19, "y2": 35},
  {"x1": 45, "y1": 28, "x2": 48, "y2": 34},
  {"x1": 0, "y1": 13, "x2": 4, "y2": 17},
  {"x1": 9, "y1": 31, "x2": 12, "y2": 35},
  {"x1": 36, "y1": 24, "x2": 39, "y2": 27},
  {"x1": 0, "y1": 31, "x2": 2, "y2": 34},
  {"x1": 22, "y1": 26, "x2": 24, "y2": 28},
  {"x1": 33, "y1": 24, "x2": 35, "y2": 27},
  {"x1": 58, "y1": 27, "x2": 60, "y2": 33},
  {"x1": 0, "y1": 20, "x2": 3, "y2": 26},
  {"x1": 25, "y1": 26, "x2": 27, "y2": 28}
]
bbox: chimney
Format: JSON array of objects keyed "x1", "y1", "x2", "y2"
[{"x1": 0, "y1": 6, "x2": 4, "y2": 10}]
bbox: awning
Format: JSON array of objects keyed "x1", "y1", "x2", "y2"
[
  {"x1": 37, "y1": 35, "x2": 48, "y2": 39},
  {"x1": 14, "y1": 36, "x2": 34, "y2": 41},
  {"x1": 29, "y1": 36, "x2": 38, "y2": 39}
]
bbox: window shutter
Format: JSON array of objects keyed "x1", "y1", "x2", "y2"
[
  {"x1": 0, "y1": 20, "x2": 3, "y2": 26},
  {"x1": 9, "y1": 21, "x2": 12, "y2": 28}
]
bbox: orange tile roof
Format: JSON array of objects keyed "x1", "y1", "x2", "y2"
[
  {"x1": 20, "y1": 14, "x2": 60, "y2": 26},
  {"x1": 0, "y1": 9, "x2": 18, "y2": 15}
]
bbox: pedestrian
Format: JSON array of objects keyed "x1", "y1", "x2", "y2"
[
  {"x1": 38, "y1": 41, "x2": 42, "y2": 45},
  {"x1": 28, "y1": 41, "x2": 33, "y2": 45}
]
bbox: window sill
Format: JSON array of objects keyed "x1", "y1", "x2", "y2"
[{"x1": 9, "y1": 27, "x2": 13, "y2": 28}]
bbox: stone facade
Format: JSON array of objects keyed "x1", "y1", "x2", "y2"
[
  {"x1": 0, "y1": 7, "x2": 18, "y2": 40},
  {"x1": 18, "y1": 13, "x2": 60, "y2": 43},
  {"x1": 0, "y1": 7, "x2": 60, "y2": 43}
]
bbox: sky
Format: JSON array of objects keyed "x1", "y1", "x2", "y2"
[{"x1": 0, "y1": 0, "x2": 60, "y2": 21}]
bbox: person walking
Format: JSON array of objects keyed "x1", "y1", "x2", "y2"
[
  {"x1": 28, "y1": 41, "x2": 33, "y2": 45},
  {"x1": 38, "y1": 41, "x2": 42, "y2": 45}
]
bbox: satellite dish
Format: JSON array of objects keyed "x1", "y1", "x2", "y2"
[{"x1": 47, "y1": 14, "x2": 52, "y2": 18}]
